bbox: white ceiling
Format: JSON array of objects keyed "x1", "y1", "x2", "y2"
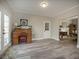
[{"x1": 6, "y1": 0, "x2": 79, "y2": 17}]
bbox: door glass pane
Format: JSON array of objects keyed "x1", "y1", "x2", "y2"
[
  {"x1": 45, "y1": 23, "x2": 49, "y2": 31},
  {"x1": 4, "y1": 14, "x2": 10, "y2": 46},
  {"x1": 0, "y1": 11, "x2": 1, "y2": 50}
]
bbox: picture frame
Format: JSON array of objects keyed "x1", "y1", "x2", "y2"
[{"x1": 20, "y1": 19, "x2": 28, "y2": 26}]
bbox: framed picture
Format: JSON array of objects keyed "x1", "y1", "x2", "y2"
[{"x1": 20, "y1": 19, "x2": 28, "y2": 26}]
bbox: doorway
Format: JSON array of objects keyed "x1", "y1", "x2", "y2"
[
  {"x1": 3, "y1": 14, "x2": 10, "y2": 46},
  {"x1": 0, "y1": 12, "x2": 10, "y2": 50},
  {"x1": 59, "y1": 17, "x2": 78, "y2": 44},
  {"x1": 43, "y1": 21, "x2": 51, "y2": 38}
]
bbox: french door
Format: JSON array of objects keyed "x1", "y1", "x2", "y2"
[
  {"x1": 3, "y1": 14, "x2": 10, "y2": 46},
  {"x1": 0, "y1": 11, "x2": 10, "y2": 50}
]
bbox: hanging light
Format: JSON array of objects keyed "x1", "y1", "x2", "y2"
[{"x1": 40, "y1": 0, "x2": 48, "y2": 8}]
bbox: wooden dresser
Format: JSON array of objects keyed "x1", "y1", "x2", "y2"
[{"x1": 12, "y1": 28, "x2": 32, "y2": 45}]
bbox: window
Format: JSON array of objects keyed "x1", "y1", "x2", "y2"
[
  {"x1": 4, "y1": 14, "x2": 10, "y2": 46},
  {"x1": 0, "y1": 11, "x2": 1, "y2": 50}
]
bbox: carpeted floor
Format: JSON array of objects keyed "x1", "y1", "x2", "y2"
[{"x1": 2, "y1": 39, "x2": 79, "y2": 59}]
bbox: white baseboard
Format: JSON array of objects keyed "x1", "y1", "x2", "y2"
[
  {"x1": 32, "y1": 38, "x2": 47, "y2": 40},
  {"x1": 51, "y1": 37, "x2": 60, "y2": 41},
  {"x1": 32, "y1": 38, "x2": 43, "y2": 40},
  {"x1": 32, "y1": 37, "x2": 60, "y2": 41},
  {"x1": 32, "y1": 37, "x2": 53, "y2": 40},
  {"x1": 77, "y1": 45, "x2": 79, "y2": 48}
]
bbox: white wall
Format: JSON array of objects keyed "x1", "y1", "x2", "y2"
[
  {"x1": 0, "y1": 0, "x2": 13, "y2": 55},
  {"x1": 13, "y1": 4, "x2": 79, "y2": 42},
  {"x1": 51, "y1": 5, "x2": 79, "y2": 47},
  {"x1": 13, "y1": 12, "x2": 52, "y2": 40},
  {"x1": 0, "y1": 0, "x2": 78, "y2": 48},
  {"x1": 51, "y1": 19, "x2": 60, "y2": 41}
]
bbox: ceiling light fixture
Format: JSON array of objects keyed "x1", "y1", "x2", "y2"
[{"x1": 40, "y1": 0, "x2": 48, "y2": 8}]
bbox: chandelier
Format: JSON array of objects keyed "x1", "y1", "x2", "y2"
[{"x1": 40, "y1": 0, "x2": 48, "y2": 8}]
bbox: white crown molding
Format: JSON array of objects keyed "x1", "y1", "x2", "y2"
[{"x1": 53, "y1": 4, "x2": 79, "y2": 17}]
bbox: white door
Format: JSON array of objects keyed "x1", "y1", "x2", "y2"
[
  {"x1": 0, "y1": 11, "x2": 10, "y2": 50},
  {"x1": 43, "y1": 21, "x2": 51, "y2": 38},
  {"x1": 3, "y1": 14, "x2": 10, "y2": 46}
]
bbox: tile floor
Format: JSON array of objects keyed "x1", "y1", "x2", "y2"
[{"x1": 2, "y1": 39, "x2": 79, "y2": 59}]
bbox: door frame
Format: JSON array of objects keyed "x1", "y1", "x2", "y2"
[
  {"x1": 43, "y1": 21, "x2": 51, "y2": 38},
  {"x1": 0, "y1": 11, "x2": 10, "y2": 50}
]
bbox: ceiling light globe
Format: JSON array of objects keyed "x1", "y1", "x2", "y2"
[
  {"x1": 42, "y1": 3, "x2": 47, "y2": 7},
  {"x1": 40, "y1": 1, "x2": 48, "y2": 8}
]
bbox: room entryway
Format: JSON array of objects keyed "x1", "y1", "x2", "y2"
[{"x1": 59, "y1": 17, "x2": 78, "y2": 45}]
